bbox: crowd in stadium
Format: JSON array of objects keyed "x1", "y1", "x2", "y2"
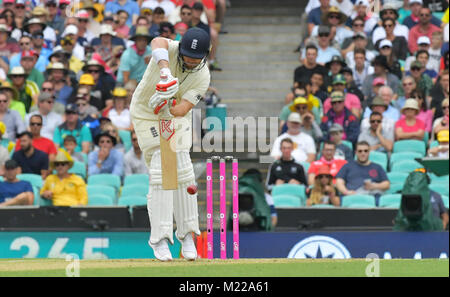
[{"x1": 0, "y1": 1, "x2": 448, "y2": 224}]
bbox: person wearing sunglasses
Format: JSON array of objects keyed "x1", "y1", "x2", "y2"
[
  {"x1": 15, "y1": 114, "x2": 57, "y2": 162},
  {"x1": 306, "y1": 166, "x2": 340, "y2": 207},
  {"x1": 313, "y1": 6, "x2": 353, "y2": 46},
  {"x1": 41, "y1": 150, "x2": 88, "y2": 207},
  {"x1": 372, "y1": 3, "x2": 409, "y2": 47},
  {"x1": 408, "y1": 7, "x2": 442, "y2": 54},
  {"x1": 0, "y1": 160, "x2": 34, "y2": 207},
  {"x1": 25, "y1": 92, "x2": 63, "y2": 140},
  {"x1": 407, "y1": 60, "x2": 433, "y2": 97},
  {"x1": 336, "y1": 141, "x2": 390, "y2": 205},
  {"x1": 403, "y1": 0, "x2": 443, "y2": 30},
  {"x1": 358, "y1": 110, "x2": 394, "y2": 153}
]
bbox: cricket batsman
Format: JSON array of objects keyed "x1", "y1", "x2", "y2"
[{"x1": 130, "y1": 28, "x2": 211, "y2": 261}]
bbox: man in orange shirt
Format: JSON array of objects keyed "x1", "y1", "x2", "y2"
[{"x1": 307, "y1": 141, "x2": 347, "y2": 186}]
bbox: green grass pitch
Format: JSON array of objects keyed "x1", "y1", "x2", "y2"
[{"x1": 0, "y1": 258, "x2": 448, "y2": 277}]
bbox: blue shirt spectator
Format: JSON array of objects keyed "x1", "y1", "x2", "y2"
[
  {"x1": 0, "y1": 159, "x2": 34, "y2": 206},
  {"x1": 88, "y1": 132, "x2": 124, "y2": 177},
  {"x1": 105, "y1": 0, "x2": 140, "y2": 27}
]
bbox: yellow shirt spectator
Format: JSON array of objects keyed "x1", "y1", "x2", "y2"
[
  {"x1": 41, "y1": 174, "x2": 88, "y2": 206},
  {"x1": 442, "y1": 8, "x2": 449, "y2": 24}
]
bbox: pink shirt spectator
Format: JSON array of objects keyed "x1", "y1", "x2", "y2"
[
  {"x1": 323, "y1": 93, "x2": 361, "y2": 115},
  {"x1": 400, "y1": 110, "x2": 434, "y2": 132},
  {"x1": 408, "y1": 24, "x2": 441, "y2": 54},
  {"x1": 395, "y1": 117, "x2": 426, "y2": 134},
  {"x1": 115, "y1": 25, "x2": 130, "y2": 38}
]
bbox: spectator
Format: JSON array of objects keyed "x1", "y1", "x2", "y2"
[
  {"x1": 428, "y1": 130, "x2": 449, "y2": 157},
  {"x1": 271, "y1": 112, "x2": 316, "y2": 163},
  {"x1": 372, "y1": 3, "x2": 409, "y2": 46},
  {"x1": 158, "y1": 22, "x2": 178, "y2": 41},
  {"x1": 307, "y1": 0, "x2": 331, "y2": 36},
  {"x1": 290, "y1": 96, "x2": 323, "y2": 142},
  {"x1": 428, "y1": 31, "x2": 444, "y2": 73},
  {"x1": 408, "y1": 7, "x2": 442, "y2": 54},
  {"x1": 0, "y1": 91, "x2": 25, "y2": 142},
  {"x1": 340, "y1": 66, "x2": 364, "y2": 103},
  {"x1": 431, "y1": 70, "x2": 449, "y2": 120},
  {"x1": 312, "y1": 6, "x2": 353, "y2": 46},
  {"x1": 308, "y1": 25, "x2": 341, "y2": 65},
  {"x1": 328, "y1": 123, "x2": 353, "y2": 161},
  {"x1": 117, "y1": 26, "x2": 152, "y2": 85},
  {"x1": 361, "y1": 55, "x2": 400, "y2": 103},
  {"x1": 124, "y1": 130, "x2": 148, "y2": 175},
  {"x1": 30, "y1": 30, "x2": 53, "y2": 69},
  {"x1": 63, "y1": 135, "x2": 85, "y2": 164},
  {"x1": 0, "y1": 23, "x2": 19, "y2": 61},
  {"x1": 351, "y1": 48, "x2": 374, "y2": 89},
  {"x1": 73, "y1": 85, "x2": 103, "y2": 113},
  {"x1": 266, "y1": 138, "x2": 307, "y2": 191},
  {"x1": 45, "y1": 0, "x2": 65, "y2": 38},
  {"x1": 325, "y1": 55, "x2": 346, "y2": 87},
  {"x1": 45, "y1": 62, "x2": 73, "y2": 106},
  {"x1": 93, "y1": 24, "x2": 116, "y2": 64},
  {"x1": 403, "y1": 0, "x2": 442, "y2": 29},
  {"x1": 100, "y1": 122, "x2": 126, "y2": 154},
  {"x1": 20, "y1": 50, "x2": 44, "y2": 87},
  {"x1": 12, "y1": 131, "x2": 49, "y2": 178},
  {"x1": 336, "y1": 141, "x2": 390, "y2": 205},
  {"x1": 411, "y1": 50, "x2": 438, "y2": 78},
  {"x1": 7, "y1": 66, "x2": 39, "y2": 113},
  {"x1": 320, "y1": 91, "x2": 360, "y2": 144},
  {"x1": 60, "y1": 25, "x2": 85, "y2": 64},
  {"x1": 41, "y1": 150, "x2": 88, "y2": 206},
  {"x1": 75, "y1": 93, "x2": 101, "y2": 139},
  {"x1": 25, "y1": 92, "x2": 63, "y2": 140},
  {"x1": 358, "y1": 111, "x2": 395, "y2": 153},
  {"x1": 294, "y1": 44, "x2": 328, "y2": 85},
  {"x1": 405, "y1": 89, "x2": 434, "y2": 133},
  {"x1": 0, "y1": 160, "x2": 33, "y2": 207},
  {"x1": 431, "y1": 98, "x2": 449, "y2": 141},
  {"x1": 142, "y1": 0, "x2": 176, "y2": 16},
  {"x1": 306, "y1": 165, "x2": 340, "y2": 207},
  {"x1": 0, "y1": 122, "x2": 8, "y2": 175},
  {"x1": 323, "y1": 74, "x2": 362, "y2": 118},
  {"x1": 88, "y1": 131, "x2": 124, "y2": 178},
  {"x1": 395, "y1": 98, "x2": 426, "y2": 141},
  {"x1": 363, "y1": 86, "x2": 401, "y2": 122},
  {"x1": 105, "y1": 87, "x2": 132, "y2": 131},
  {"x1": 310, "y1": 70, "x2": 329, "y2": 102},
  {"x1": 405, "y1": 36, "x2": 433, "y2": 71},
  {"x1": 395, "y1": 76, "x2": 418, "y2": 110},
  {"x1": 15, "y1": 114, "x2": 57, "y2": 161},
  {"x1": 376, "y1": 39, "x2": 403, "y2": 79},
  {"x1": 430, "y1": 189, "x2": 449, "y2": 230},
  {"x1": 343, "y1": 32, "x2": 376, "y2": 70},
  {"x1": 408, "y1": 60, "x2": 434, "y2": 97},
  {"x1": 82, "y1": 59, "x2": 116, "y2": 110},
  {"x1": 348, "y1": 1, "x2": 378, "y2": 35},
  {"x1": 29, "y1": 7, "x2": 57, "y2": 47},
  {"x1": 105, "y1": 0, "x2": 140, "y2": 27},
  {"x1": 114, "y1": 10, "x2": 131, "y2": 39},
  {"x1": 307, "y1": 141, "x2": 347, "y2": 185},
  {"x1": 0, "y1": 80, "x2": 25, "y2": 120},
  {"x1": 53, "y1": 104, "x2": 93, "y2": 154}
]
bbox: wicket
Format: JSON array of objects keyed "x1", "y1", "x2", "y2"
[{"x1": 206, "y1": 156, "x2": 239, "y2": 259}]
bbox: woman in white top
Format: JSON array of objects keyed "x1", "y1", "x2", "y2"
[{"x1": 108, "y1": 87, "x2": 132, "y2": 131}]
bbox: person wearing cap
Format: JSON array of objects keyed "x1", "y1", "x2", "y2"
[
  {"x1": 336, "y1": 141, "x2": 390, "y2": 205},
  {"x1": 348, "y1": 1, "x2": 378, "y2": 35},
  {"x1": 376, "y1": 38, "x2": 403, "y2": 80},
  {"x1": 53, "y1": 104, "x2": 93, "y2": 155},
  {"x1": 117, "y1": 26, "x2": 152, "y2": 84},
  {"x1": 376, "y1": 17, "x2": 408, "y2": 62},
  {"x1": 25, "y1": 92, "x2": 63, "y2": 140},
  {"x1": 0, "y1": 160, "x2": 34, "y2": 207},
  {"x1": 88, "y1": 131, "x2": 124, "y2": 178},
  {"x1": 41, "y1": 150, "x2": 88, "y2": 207},
  {"x1": 306, "y1": 165, "x2": 340, "y2": 207},
  {"x1": 428, "y1": 130, "x2": 449, "y2": 157},
  {"x1": 30, "y1": 30, "x2": 53, "y2": 68},
  {"x1": 92, "y1": 24, "x2": 117, "y2": 64},
  {"x1": 27, "y1": 9, "x2": 56, "y2": 48},
  {"x1": 45, "y1": 0, "x2": 65, "y2": 39},
  {"x1": 0, "y1": 23, "x2": 19, "y2": 60},
  {"x1": 351, "y1": 48, "x2": 375, "y2": 89},
  {"x1": 361, "y1": 55, "x2": 400, "y2": 102},
  {"x1": 271, "y1": 112, "x2": 316, "y2": 164},
  {"x1": 431, "y1": 97, "x2": 449, "y2": 141},
  {"x1": 409, "y1": 6, "x2": 442, "y2": 53},
  {"x1": 266, "y1": 137, "x2": 308, "y2": 191},
  {"x1": 358, "y1": 109, "x2": 395, "y2": 153},
  {"x1": 311, "y1": 6, "x2": 353, "y2": 46},
  {"x1": 142, "y1": 0, "x2": 176, "y2": 17},
  {"x1": 0, "y1": 80, "x2": 25, "y2": 119},
  {"x1": 82, "y1": 59, "x2": 116, "y2": 110},
  {"x1": 7, "y1": 66, "x2": 39, "y2": 113},
  {"x1": 343, "y1": 31, "x2": 376, "y2": 70},
  {"x1": 403, "y1": 0, "x2": 443, "y2": 29},
  {"x1": 305, "y1": 25, "x2": 341, "y2": 65},
  {"x1": 365, "y1": 85, "x2": 401, "y2": 121},
  {"x1": 8, "y1": 35, "x2": 49, "y2": 73},
  {"x1": 325, "y1": 55, "x2": 346, "y2": 85},
  {"x1": 75, "y1": 9, "x2": 96, "y2": 45},
  {"x1": 105, "y1": 0, "x2": 140, "y2": 27},
  {"x1": 323, "y1": 74, "x2": 362, "y2": 118},
  {"x1": 45, "y1": 62, "x2": 73, "y2": 106},
  {"x1": 19, "y1": 50, "x2": 44, "y2": 87},
  {"x1": 408, "y1": 60, "x2": 434, "y2": 97},
  {"x1": 371, "y1": 3, "x2": 410, "y2": 46},
  {"x1": 321, "y1": 90, "x2": 360, "y2": 144},
  {"x1": 104, "y1": 87, "x2": 132, "y2": 131},
  {"x1": 395, "y1": 98, "x2": 426, "y2": 140},
  {"x1": 328, "y1": 123, "x2": 354, "y2": 161},
  {"x1": 12, "y1": 131, "x2": 49, "y2": 178},
  {"x1": 307, "y1": 0, "x2": 332, "y2": 36},
  {"x1": 61, "y1": 24, "x2": 85, "y2": 62}
]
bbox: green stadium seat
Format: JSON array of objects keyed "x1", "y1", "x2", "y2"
[
  {"x1": 429, "y1": 140, "x2": 439, "y2": 149},
  {"x1": 0, "y1": 176, "x2": 3, "y2": 182},
  {"x1": 378, "y1": 194, "x2": 402, "y2": 208},
  {"x1": 429, "y1": 183, "x2": 449, "y2": 197},
  {"x1": 88, "y1": 194, "x2": 115, "y2": 206},
  {"x1": 387, "y1": 172, "x2": 409, "y2": 184},
  {"x1": 272, "y1": 194, "x2": 301, "y2": 208},
  {"x1": 389, "y1": 152, "x2": 422, "y2": 170},
  {"x1": 68, "y1": 161, "x2": 87, "y2": 179},
  {"x1": 393, "y1": 140, "x2": 426, "y2": 156},
  {"x1": 342, "y1": 140, "x2": 353, "y2": 151},
  {"x1": 87, "y1": 174, "x2": 121, "y2": 191},
  {"x1": 118, "y1": 195, "x2": 147, "y2": 206},
  {"x1": 386, "y1": 183, "x2": 404, "y2": 194},
  {"x1": 118, "y1": 130, "x2": 132, "y2": 152},
  {"x1": 341, "y1": 194, "x2": 376, "y2": 208},
  {"x1": 124, "y1": 174, "x2": 150, "y2": 187},
  {"x1": 390, "y1": 160, "x2": 422, "y2": 173},
  {"x1": 87, "y1": 185, "x2": 117, "y2": 203},
  {"x1": 17, "y1": 174, "x2": 43, "y2": 189},
  {"x1": 300, "y1": 162, "x2": 310, "y2": 174},
  {"x1": 310, "y1": 204, "x2": 335, "y2": 208},
  {"x1": 429, "y1": 174, "x2": 449, "y2": 184},
  {"x1": 442, "y1": 196, "x2": 449, "y2": 208},
  {"x1": 272, "y1": 184, "x2": 306, "y2": 206},
  {"x1": 121, "y1": 185, "x2": 148, "y2": 197},
  {"x1": 369, "y1": 151, "x2": 388, "y2": 171},
  {"x1": 32, "y1": 185, "x2": 52, "y2": 206}
]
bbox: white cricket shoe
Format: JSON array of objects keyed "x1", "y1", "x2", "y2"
[
  {"x1": 181, "y1": 235, "x2": 197, "y2": 261},
  {"x1": 149, "y1": 239, "x2": 173, "y2": 262}
]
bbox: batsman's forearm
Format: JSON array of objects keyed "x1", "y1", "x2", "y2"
[{"x1": 170, "y1": 99, "x2": 194, "y2": 117}]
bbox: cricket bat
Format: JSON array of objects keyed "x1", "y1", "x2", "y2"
[{"x1": 159, "y1": 114, "x2": 178, "y2": 190}]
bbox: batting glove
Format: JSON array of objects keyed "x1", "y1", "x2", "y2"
[{"x1": 156, "y1": 68, "x2": 179, "y2": 100}]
